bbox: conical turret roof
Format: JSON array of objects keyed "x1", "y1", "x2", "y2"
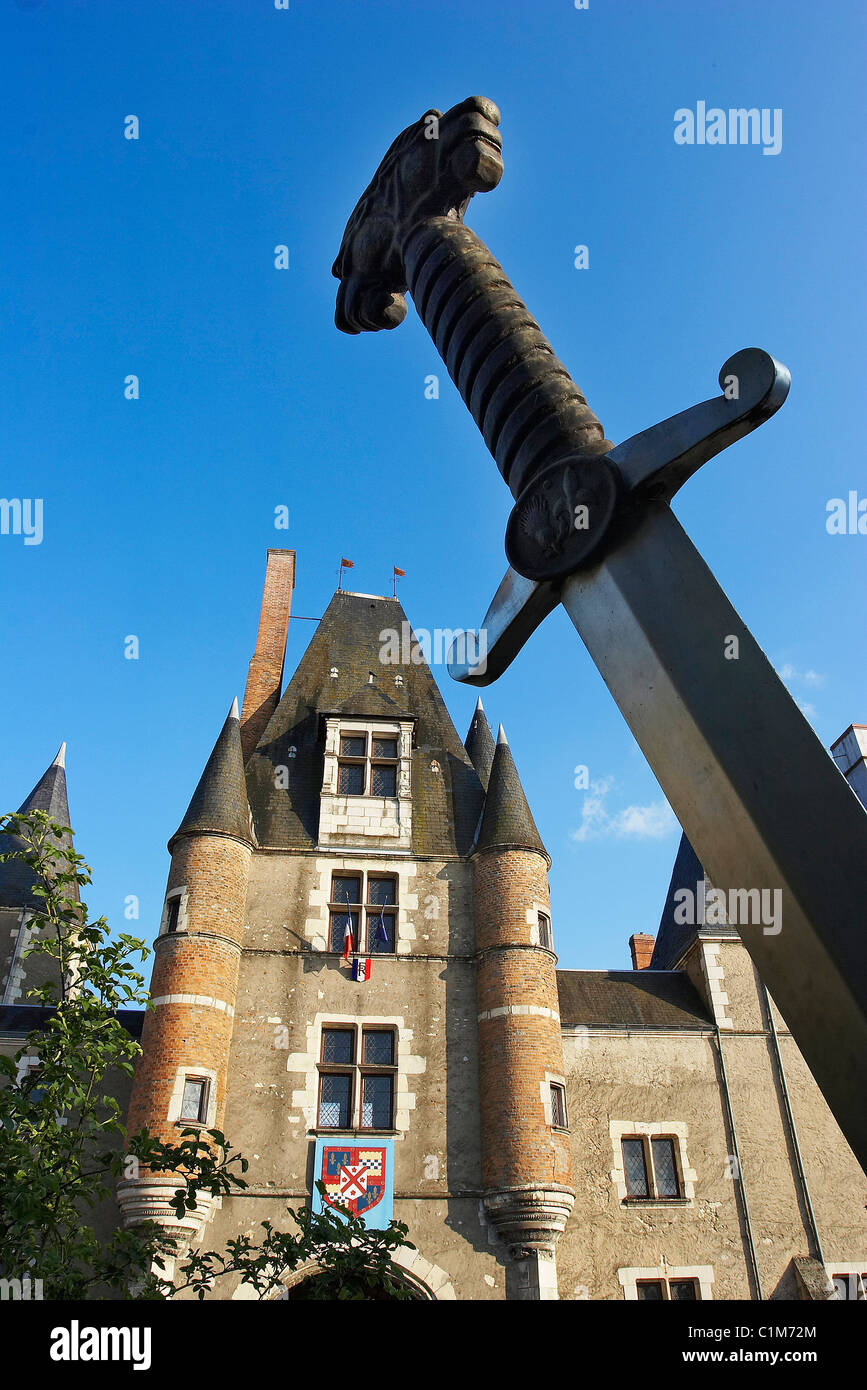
[
  {"x1": 475, "y1": 725, "x2": 547, "y2": 859},
  {"x1": 0, "y1": 745, "x2": 77, "y2": 910},
  {"x1": 169, "y1": 699, "x2": 254, "y2": 850},
  {"x1": 464, "y1": 697, "x2": 495, "y2": 792},
  {"x1": 650, "y1": 831, "x2": 738, "y2": 968}
]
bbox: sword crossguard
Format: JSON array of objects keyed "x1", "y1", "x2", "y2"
[{"x1": 451, "y1": 348, "x2": 790, "y2": 683}]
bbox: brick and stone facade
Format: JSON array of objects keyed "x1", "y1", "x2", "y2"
[{"x1": 3, "y1": 550, "x2": 866, "y2": 1301}]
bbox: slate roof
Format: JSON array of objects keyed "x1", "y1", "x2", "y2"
[
  {"x1": 650, "y1": 831, "x2": 739, "y2": 969},
  {"x1": 475, "y1": 727, "x2": 547, "y2": 859},
  {"x1": 169, "y1": 700, "x2": 254, "y2": 851},
  {"x1": 245, "y1": 590, "x2": 485, "y2": 856},
  {"x1": 0, "y1": 746, "x2": 78, "y2": 911},
  {"x1": 557, "y1": 969, "x2": 712, "y2": 1029},
  {"x1": 464, "y1": 697, "x2": 495, "y2": 792}
]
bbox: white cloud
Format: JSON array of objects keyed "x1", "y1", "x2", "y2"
[
  {"x1": 572, "y1": 777, "x2": 677, "y2": 843},
  {"x1": 777, "y1": 663, "x2": 826, "y2": 689}
]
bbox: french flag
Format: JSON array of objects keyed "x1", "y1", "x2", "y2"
[
  {"x1": 352, "y1": 957, "x2": 371, "y2": 982},
  {"x1": 342, "y1": 897, "x2": 354, "y2": 962}
]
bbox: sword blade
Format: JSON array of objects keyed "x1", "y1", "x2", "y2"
[{"x1": 560, "y1": 504, "x2": 867, "y2": 1171}]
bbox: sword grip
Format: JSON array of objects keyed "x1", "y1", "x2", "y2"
[{"x1": 404, "y1": 217, "x2": 611, "y2": 498}]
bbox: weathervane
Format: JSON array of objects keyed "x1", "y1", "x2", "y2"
[{"x1": 333, "y1": 96, "x2": 867, "y2": 1171}]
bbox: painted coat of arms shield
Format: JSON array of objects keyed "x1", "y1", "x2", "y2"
[{"x1": 312, "y1": 1138, "x2": 395, "y2": 1228}]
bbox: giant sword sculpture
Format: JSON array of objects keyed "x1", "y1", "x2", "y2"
[{"x1": 333, "y1": 96, "x2": 867, "y2": 1172}]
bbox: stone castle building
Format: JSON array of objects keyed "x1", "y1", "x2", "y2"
[{"x1": 2, "y1": 548, "x2": 866, "y2": 1300}]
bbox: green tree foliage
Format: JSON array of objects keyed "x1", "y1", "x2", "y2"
[{"x1": 0, "y1": 811, "x2": 414, "y2": 1300}]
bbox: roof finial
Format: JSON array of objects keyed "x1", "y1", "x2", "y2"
[
  {"x1": 53, "y1": 742, "x2": 67, "y2": 769},
  {"x1": 497, "y1": 723, "x2": 509, "y2": 746},
  {"x1": 229, "y1": 696, "x2": 240, "y2": 720}
]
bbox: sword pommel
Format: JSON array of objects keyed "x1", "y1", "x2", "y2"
[{"x1": 332, "y1": 96, "x2": 503, "y2": 336}]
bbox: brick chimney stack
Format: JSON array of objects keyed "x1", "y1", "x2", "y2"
[
  {"x1": 240, "y1": 549, "x2": 295, "y2": 763},
  {"x1": 629, "y1": 933, "x2": 655, "y2": 970}
]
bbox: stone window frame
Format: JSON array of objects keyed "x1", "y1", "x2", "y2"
[
  {"x1": 315, "y1": 1022, "x2": 399, "y2": 1133},
  {"x1": 287, "y1": 1012, "x2": 424, "y2": 1137},
  {"x1": 618, "y1": 1264, "x2": 714, "y2": 1301},
  {"x1": 542, "y1": 1069, "x2": 569, "y2": 1130},
  {"x1": 327, "y1": 869, "x2": 399, "y2": 956},
  {"x1": 527, "y1": 901, "x2": 554, "y2": 951},
  {"x1": 159, "y1": 887, "x2": 188, "y2": 938},
  {"x1": 167, "y1": 1064, "x2": 217, "y2": 1130},
  {"x1": 320, "y1": 717, "x2": 414, "y2": 847},
  {"x1": 323, "y1": 718, "x2": 413, "y2": 802},
  {"x1": 337, "y1": 729, "x2": 400, "y2": 798},
  {"x1": 609, "y1": 1120, "x2": 697, "y2": 1205},
  {"x1": 15, "y1": 1052, "x2": 40, "y2": 1086},
  {"x1": 306, "y1": 857, "x2": 418, "y2": 956}
]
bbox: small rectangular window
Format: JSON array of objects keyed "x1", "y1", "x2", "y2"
[
  {"x1": 372, "y1": 737, "x2": 398, "y2": 760},
  {"x1": 340, "y1": 735, "x2": 366, "y2": 758},
  {"x1": 636, "y1": 1280, "x2": 665, "y2": 1300},
  {"x1": 538, "y1": 912, "x2": 552, "y2": 950},
  {"x1": 361, "y1": 1073, "x2": 393, "y2": 1129},
  {"x1": 362, "y1": 1029, "x2": 394, "y2": 1066},
  {"x1": 166, "y1": 898, "x2": 180, "y2": 934},
  {"x1": 180, "y1": 1077, "x2": 208, "y2": 1123},
  {"x1": 651, "y1": 1137, "x2": 681, "y2": 1198},
  {"x1": 550, "y1": 1082, "x2": 567, "y2": 1129},
  {"x1": 318, "y1": 1073, "x2": 351, "y2": 1128},
  {"x1": 622, "y1": 1135, "x2": 683, "y2": 1200},
  {"x1": 370, "y1": 764, "x2": 397, "y2": 797},
  {"x1": 338, "y1": 763, "x2": 365, "y2": 795},
  {"x1": 622, "y1": 1138, "x2": 651, "y2": 1198},
  {"x1": 669, "y1": 1280, "x2": 698, "y2": 1301},
  {"x1": 329, "y1": 909, "x2": 357, "y2": 952},
  {"x1": 321, "y1": 1028, "x2": 355, "y2": 1065}
]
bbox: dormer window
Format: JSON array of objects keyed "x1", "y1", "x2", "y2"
[{"x1": 337, "y1": 732, "x2": 399, "y2": 797}]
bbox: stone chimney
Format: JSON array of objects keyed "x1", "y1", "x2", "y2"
[
  {"x1": 831, "y1": 724, "x2": 867, "y2": 811},
  {"x1": 629, "y1": 933, "x2": 655, "y2": 970},
  {"x1": 240, "y1": 549, "x2": 295, "y2": 763}
]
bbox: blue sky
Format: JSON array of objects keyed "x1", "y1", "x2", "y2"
[{"x1": 1, "y1": 0, "x2": 864, "y2": 970}]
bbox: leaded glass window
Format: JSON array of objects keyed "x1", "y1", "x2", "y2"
[
  {"x1": 669, "y1": 1280, "x2": 698, "y2": 1300},
  {"x1": 651, "y1": 1137, "x2": 681, "y2": 1198},
  {"x1": 321, "y1": 1029, "x2": 354, "y2": 1065},
  {"x1": 538, "y1": 912, "x2": 552, "y2": 950},
  {"x1": 335, "y1": 728, "x2": 401, "y2": 798},
  {"x1": 367, "y1": 877, "x2": 396, "y2": 906},
  {"x1": 550, "y1": 1082, "x2": 567, "y2": 1128},
  {"x1": 636, "y1": 1281, "x2": 665, "y2": 1300},
  {"x1": 361, "y1": 1074, "x2": 392, "y2": 1129},
  {"x1": 622, "y1": 1138, "x2": 650, "y2": 1197},
  {"x1": 316, "y1": 1025, "x2": 397, "y2": 1131},
  {"x1": 622, "y1": 1135, "x2": 683, "y2": 1200},
  {"x1": 362, "y1": 1030, "x2": 394, "y2": 1065},
  {"x1": 371, "y1": 737, "x2": 397, "y2": 759},
  {"x1": 318, "y1": 1073, "x2": 351, "y2": 1128},
  {"x1": 370, "y1": 763, "x2": 397, "y2": 796},
  {"x1": 338, "y1": 763, "x2": 364, "y2": 794},
  {"x1": 180, "y1": 1078, "x2": 207, "y2": 1123}
]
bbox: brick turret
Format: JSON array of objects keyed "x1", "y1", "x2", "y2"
[
  {"x1": 472, "y1": 723, "x2": 574, "y2": 1299},
  {"x1": 118, "y1": 699, "x2": 254, "y2": 1245}
]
